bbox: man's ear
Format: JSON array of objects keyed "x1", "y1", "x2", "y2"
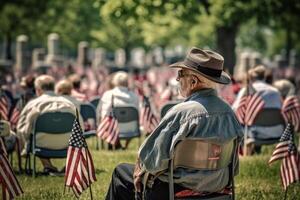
[{"x1": 190, "y1": 77, "x2": 198, "y2": 89}]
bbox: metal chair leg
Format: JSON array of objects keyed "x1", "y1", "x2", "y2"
[
  {"x1": 16, "y1": 139, "x2": 22, "y2": 173},
  {"x1": 96, "y1": 137, "x2": 99, "y2": 150},
  {"x1": 33, "y1": 154, "x2": 36, "y2": 177}
]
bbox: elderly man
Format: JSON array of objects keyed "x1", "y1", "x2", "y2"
[
  {"x1": 232, "y1": 65, "x2": 283, "y2": 154},
  {"x1": 104, "y1": 47, "x2": 243, "y2": 200},
  {"x1": 17, "y1": 75, "x2": 78, "y2": 175}
]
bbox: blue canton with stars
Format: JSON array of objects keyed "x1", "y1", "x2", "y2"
[
  {"x1": 280, "y1": 123, "x2": 296, "y2": 153},
  {"x1": 69, "y1": 119, "x2": 87, "y2": 148}
]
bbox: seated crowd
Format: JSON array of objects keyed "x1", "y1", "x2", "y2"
[{"x1": 0, "y1": 46, "x2": 300, "y2": 199}]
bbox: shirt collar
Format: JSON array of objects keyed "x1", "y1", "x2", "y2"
[{"x1": 185, "y1": 88, "x2": 217, "y2": 102}]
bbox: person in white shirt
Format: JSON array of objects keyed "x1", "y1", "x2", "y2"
[
  {"x1": 98, "y1": 71, "x2": 139, "y2": 149},
  {"x1": 232, "y1": 65, "x2": 283, "y2": 154}
]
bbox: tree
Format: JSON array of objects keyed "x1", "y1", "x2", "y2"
[{"x1": 0, "y1": 0, "x2": 50, "y2": 60}]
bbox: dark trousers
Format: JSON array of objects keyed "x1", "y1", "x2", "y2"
[{"x1": 105, "y1": 163, "x2": 186, "y2": 200}]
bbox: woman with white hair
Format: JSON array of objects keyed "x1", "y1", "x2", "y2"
[{"x1": 98, "y1": 71, "x2": 139, "y2": 149}]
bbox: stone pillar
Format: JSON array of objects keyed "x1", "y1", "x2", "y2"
[
  {"x1": 234, "y1": 51, "x2": 251, "y2": 79},
  {"x1": 153, "y1": 47, "x2": 164, "y2": 65},
  {"x1": 131, "y1": 48, "x2": 145, "y2": 68},
  {"x1": 115, "y1": 48, "x2": 126, "y2": 67},
  {"x1": 250, "y1": 52, "x2": 261, "y2": 68},
  {"x1": 92, "y1": 48, "x2": 106, "y2": 69},
  {"x1": 46, "y1": 33, "x2": 60, "y2": 65},
  {"x1": 15, "y1": 35, "x2": 30, "y2": 73},
  {"x1": 274, "y1": 54, "x2": 288, "y2": 68},
  {"x1": 77, "y1": 41, "x2": 89, "y2": 67},
  {"x1": 32, "y1": 48, "x2": 46, "y2": 68},
  {"x1": 290, "y1": 50, "x2": 300, "y2": 68}
]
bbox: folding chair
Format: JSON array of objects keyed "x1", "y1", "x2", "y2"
[
  {"x1": 80, "y1": 103, "x2": 99, "y2": 149},
  {"x1": 168, "y1": 138, "x2": 238, "y2": 200},
  {"x1": 160, "y1": 101, "x2": 181, "y2": 119},
  {"x1": 250, "y1": 108, "x2": 286, "y2": 146},
  {"x1": 25, "y1": 112, "x2": 75, "y2": 177},
  {"x1": 113, "y1": 106, "x2": 141, "y2": 148}
]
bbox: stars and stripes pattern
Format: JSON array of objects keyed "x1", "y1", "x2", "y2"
[
  {"x1": 235, "y1": 86, "x2": 265, "y2": 126},
  {"x1": 269, "y1": 123, "x2": 293, "y2": 164},
  {"x1": 0, "y1": 138, "x2": 23, "y2": 200},
  {"x1": 9, "y1": 100, "x2": 23, "y2": 131},
  {"x1": 282, "y1": 95, "x2": 300, "y2": 132},
  {"x1": 96, "y1": 109, "x2": 119, "y2": 146},
  {"x1": 269, "y1": 123, "x2": 300, "y2": 190},
  {"x1": 140, "y1": 96, "x2": 159, "y2": 134},
  {"x1": 65, "y1": 118, "x2": 96, "y2": 198},
  {"x1": 0, "y1": 95, "x2": 9, "y2": 121}
]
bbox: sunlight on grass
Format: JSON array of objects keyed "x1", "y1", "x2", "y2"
[{"x1": 12, "y1": 138, "x2": 300, "y2": 200}]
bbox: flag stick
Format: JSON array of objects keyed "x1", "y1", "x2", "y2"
[
  {"x1": 84, "y1": 142, "x2": 94, "y2": 200},
  {"x1": 284, "y1": 186, "x2": 288, "y2": 200},
  {"x1": 243, "y1": 70, "x2": 249, "y2": 156}
]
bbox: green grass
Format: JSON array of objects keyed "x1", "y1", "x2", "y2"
[{"x1": 9, "y1": 138, "x2": 300, "y2": 200}]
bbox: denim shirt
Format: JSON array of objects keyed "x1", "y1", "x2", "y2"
[{"x1": 138, "y1": 88, "x2": 243, "y2": 192}]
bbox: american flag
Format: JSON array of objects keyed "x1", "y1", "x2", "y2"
[
  {"x1": 0, "y1": 95, "x2": 9, "y2": 121},
  {"x1": 282, "y1": 95, "x2": 300, "y2": 132},
  {"x1": 269, "y1": 123, "x2": 300, "y2": 190},
  {"x1": 0, "y1": 138, "x2": 23, "y2": 200},
  {"x1": 97, "y1": 109, "x2": 119, "y2": 146},
  {"x1": 10, "y1": 100, "x2": 23, "y2": 131},
  {"x1": 235, "y1": 86, "x2": 264, "y2": 126},
  {"x1": 140, "y1": 96, "x2": 159, "y2": 134},
  {"x1": 65, "y1": 118, "x2": 96, "y2": 198}
]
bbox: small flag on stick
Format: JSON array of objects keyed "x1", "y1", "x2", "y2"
[
  {"x1": 282, "y1": 95, "x2": 300, "y2": 132},
  {"x1": 0, "y1": 95, "x2": 9, "y2": 121},
  {"x1": 0, "y1": 138, "x2": 23, "y2": 200},
  {"x1": 235, "y1": 86, "x2": 264, "y2": 126},
  {"x1": 97, "y1": 96, "x2": 119, "y2": 145},
  {"x1": 65, "y1": 118, "x2": 96, "y2": 198},
  {"x1": 140, "y1": 96, "x2": 159, "y2": 134},
  {"x1": 269, "y1": 123, "x2": 300, "y2": 190}
]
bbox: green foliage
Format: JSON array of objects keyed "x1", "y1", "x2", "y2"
[{"x1": 1, "y1": 0, "x2": 300, "y2": 61}]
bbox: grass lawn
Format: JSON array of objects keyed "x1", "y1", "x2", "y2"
[{"x1": 9, "y1": 138, "x2": 300, "y2": 200}]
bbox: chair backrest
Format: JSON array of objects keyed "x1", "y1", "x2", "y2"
[
  {"x1": 90, "y1": 96, "x2": 101, "y2": 108},
  {"x1": 113, "y1": 106, "x2": 140, "y2": 138},
  {"x1": 168, "y1": 138, "x2": 237, "y2": 200},
  {"x1": 80, "y1": 103, "x2": 97, "y2": 121},
  {"x1": 80, "y1": 103, "x2": 97, "y2": 131},
  {"x1": 173, "y1": 139, "x2": 234, "y2": 170},
  {"x1": 33, "y1": 112, "x2": 75, "y2": 150},
  {"x1": 252, "y1": 108, "x2": 285, "y2": 127},
  {"x1": 160, "y1": 101, "x2": 181, "y2": 118}
]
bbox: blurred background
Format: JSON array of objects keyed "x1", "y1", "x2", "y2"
[{"x1": 0, "y1": 0, "x2": 300, "y2": 79}]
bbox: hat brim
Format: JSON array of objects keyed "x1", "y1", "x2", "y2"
[{"x1": 170, "y1": 62, "x2": 231, "y2": 85}]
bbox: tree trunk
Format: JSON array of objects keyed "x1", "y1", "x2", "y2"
[
  {"x1": 216, "y1": 26, "x2": 237, "y2": 75},
  {"x1": 4, "y1": 32, "x2": 12, "y2": 60}
]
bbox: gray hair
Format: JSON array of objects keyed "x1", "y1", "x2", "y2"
[
  {"x1": 248, "y1": 65, "x2": 266, "y2": 81},
  {"x1": 55, "y1": 79, "x2": 73, "y2": 95},
  {"x1": 188, "y1": 71, "x2": 217, "y2": 89},
  {"x1": 34, "y1": 75, "x2": 55, "y2": 91},
  {"x1": 111, "y1": 71, "x2": 129, "y2": 87},
  {"x1": 273, "y1": 79, "x2": 295, "y2": 98}
]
